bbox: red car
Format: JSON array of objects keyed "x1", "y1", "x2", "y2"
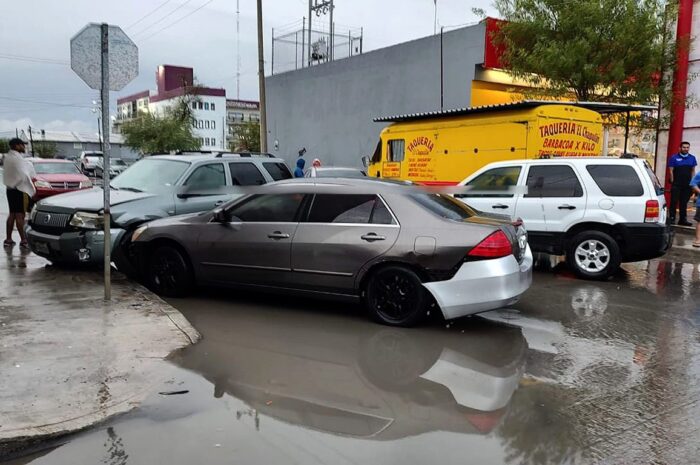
[{"x1": 29, "y1": 158, "x2": 93, "y2": 200}]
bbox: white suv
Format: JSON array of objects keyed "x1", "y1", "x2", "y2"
[{"x1": 456, "y1": 157, "x2": 672, "y2": 279}]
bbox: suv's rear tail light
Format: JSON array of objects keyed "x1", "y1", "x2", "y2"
[
  {"x1": 468, "y1": 230, "x2": 513, "y2": 259},
  {"x1": 644, "y1": 200, "x2": 660, "y2": 223}
]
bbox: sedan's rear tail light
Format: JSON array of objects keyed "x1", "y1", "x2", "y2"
[
  {"x1": 644, "y1": 200, "x2": 659, "y2": 223},
  {"x1": 468, "y1": 230, "x2": 513, "y2": 259}
]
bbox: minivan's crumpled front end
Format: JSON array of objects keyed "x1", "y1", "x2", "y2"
[{"x1": 422, "y1": 245, "x2": 533, "y2": 320}]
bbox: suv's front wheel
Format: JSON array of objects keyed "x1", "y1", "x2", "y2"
[{"x1": 566, "y1": 230, "x2": 621, "y2": 280}]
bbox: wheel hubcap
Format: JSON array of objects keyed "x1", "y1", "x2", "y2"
[
  {"x1": 574, "y1": 239, "x2": 610, "y2": 273},
  {"x1": 372, "y1": 272, "x2": 417, "y2": 321}
]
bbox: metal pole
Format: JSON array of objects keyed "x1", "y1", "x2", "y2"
[
  {"x1": 624, "y1": 110, "x2": 630, "y2": 155},
  {"x1": 329, "y1": 0, "x2": 334, "y2": 61},
  {"x1": 434, "y1": 0, "x2": 437, "y2": 35},
  {"x1": 97, "y1": 115, "x2": 103, "y2": 153},
  {"x1": 440, "y1": 26, "x2": 444, "y2": 111},
  {"x1": 28, "y1": 125, "x2": 34, "y2": 156},
  {"x1": 360, "y1": 27, "x2": 363, "y2": 53},
  {"x1": 308, "y1": 0, "x2": 313, "y2": 67},
  {"x1": 101, "y1": 23, "x2": 111, "y2": 301},
  {"x1": 301, "y1": 17, "x2": 305, "y2": 67},
  {"x1": 271, "y1": 27, "x2": 275, "y2": 75},
  {"x1": 257, "y1": 0, "x2": 268, "y2": 152}
]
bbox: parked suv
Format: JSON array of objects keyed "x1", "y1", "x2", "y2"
[
  {"x1": 456, "y1": 157, "x2": 672, "y2": 279},
  {"x1": 26, "y1": 152, "x2": 292, "y2": 270}
]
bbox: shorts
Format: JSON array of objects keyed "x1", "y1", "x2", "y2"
[
  {"x1": 695, "y1": 207, "x2": 700, "y2": 222},
  {"x1": 6, "y1": 188, "x2": 32, "y2": 213}
]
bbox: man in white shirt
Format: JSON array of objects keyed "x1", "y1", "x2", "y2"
[{"x1": 3, "y1": 138, "x2": 36, "y2": 248}]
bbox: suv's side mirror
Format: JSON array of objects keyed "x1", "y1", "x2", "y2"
[{"x1": 361, "y1": 156, "x2": 370, "y2": 168}]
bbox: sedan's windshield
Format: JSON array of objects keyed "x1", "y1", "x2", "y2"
[
  {"x1": 33, "y1": 162, "x2": 81, "y2": 175},
  {"x1": 411, "y1": 193, "x2": 476, "y2": 220},
  {"x1": 111, "y1": 159, "x2": 190, "y2": 192}
]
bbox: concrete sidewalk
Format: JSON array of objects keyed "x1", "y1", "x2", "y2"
[{"x1": 0, "y1": 244, "x2": 200, "y2": 454}]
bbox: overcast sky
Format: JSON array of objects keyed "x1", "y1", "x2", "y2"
[{"x1": 0, "y1": 0, "x2": 494, "y2": 137}]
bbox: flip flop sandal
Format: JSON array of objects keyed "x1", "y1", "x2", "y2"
[
  {"x1": 19, "y1": 242, "x2": 30, "y2": 250},
  {"x1": 3, "y1": 240, "x2": 15, "y2": 247},
  {"x1": 693, "y1": 242, "x2": 700, "y2": 248}
]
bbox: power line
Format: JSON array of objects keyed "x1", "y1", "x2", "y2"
[
  {"x1": 127, "y1": 0, "x2": 174, "y2": 29},
  {"x1": 132, "y1": 0, "x2": 197, "y2": 37},
  {"x1": 140, "y1": 0, "x2": 216, "y2": 41},
  {"x1": 0, "y1": 53, "x2": 68, "y2": 66},
  {"x1": 0, "y1": 96, "x2": 92, "y2": 109}
]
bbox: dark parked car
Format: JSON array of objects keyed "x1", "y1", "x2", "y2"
[
  {"x1": 26, "y1": 152, "x2": 292, "y2": 269},
  {"x1": 132, "y1": 178, "x2": 533, "y2": 326}
]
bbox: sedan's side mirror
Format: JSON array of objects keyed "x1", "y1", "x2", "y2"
[{"x1": 213, "y1": 209, "x2": 228, "y2": 223}]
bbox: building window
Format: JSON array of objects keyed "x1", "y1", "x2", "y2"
[
  {"x1": 73, "y1": 143, "x2": 83, "y2": 149},
  {"x1": 205, "y1": 120, "x2": 210, "y2": 129},
  {"x1": 198, "y1": 101, "x2": 203, "y2": 110},
  {"x1": 212, "y1": 138, "x2": 216, "y2": 147},
  {"x1": 204, "y1": 102, "x2": 210, "y2": 110},
  {"x1": 230, "y1": 112, "x2": 244, "y2": 122},
  {"x1": 250, "y1": 115, "x2": 260, "y2": 122},
  {"x1": 192, "y1": 102, "x2": 197, "y2": 110},
  {"x1": 205, "y1": 138, "x2": 210, "y2": 146},
  {"x1": 211, "y1": 103, "x2": 215, "y2": 111},
  {"x1": 211, "y1": 120, "x2": 215, "y2": 130}
]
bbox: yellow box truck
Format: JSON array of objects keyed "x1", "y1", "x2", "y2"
[{"x1": 366, "y1": 102, "x2": 604, "y2": 185}]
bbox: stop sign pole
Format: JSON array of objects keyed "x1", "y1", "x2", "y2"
[
  {"x1": 71, "y1": 23, "x2": 138, "y2": 300},
  {"x1": 100, "y1": 24, "x2": 112, "y2": 300}
]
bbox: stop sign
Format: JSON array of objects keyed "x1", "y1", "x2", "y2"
[{"x1": 70, "y1": 23, "x2": 138, "y2": 91}]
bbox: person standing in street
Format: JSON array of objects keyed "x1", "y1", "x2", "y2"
[
  {"x1": 3, "y1": 138, "x2": 35, "y2": 248},
  {"x1": 294, "y1": 157, "x2": 306, "y2": 178},
  {"x1": 690, "y1": 171, "x2": 700, "y2": 247},
  {"x1": 668, "y1": 141, "x2": 697, "y2": 226}
]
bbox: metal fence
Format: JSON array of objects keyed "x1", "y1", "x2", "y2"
[{"x1": 272, "y1": 20, "x2": 363, "y2": 75}]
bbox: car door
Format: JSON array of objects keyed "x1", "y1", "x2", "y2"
[
  {"x1": 455, "y1": 165, "x2": 524, "y2": 217},
  {"x1": 290, "y1": 194, "x2": 400, "y2": 293},
  {"x1": 196, "y1": 193, "x2": 306, "y2": 287},
  {"x1": 523, "y1": 164, "x2": 586, "y2": 234},
  {"x1": 229, "y1": 161, "x2": 267, "y2": 186},
  {"x1": 175, "y1": 162, "x2": 231, "y2": 214}
]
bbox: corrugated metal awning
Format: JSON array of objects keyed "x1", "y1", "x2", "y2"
[{"x1": 373, "y1": 100, "x2": 657, "y2": 123}]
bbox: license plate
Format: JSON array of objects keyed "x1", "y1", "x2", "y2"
[{"x1": 34, "y1": 242, "x2": 50, "y2": 254}]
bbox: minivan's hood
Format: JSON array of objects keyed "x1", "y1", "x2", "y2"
[{"x1": 37, "y1": 188, "x2": 157, "y2": 212}]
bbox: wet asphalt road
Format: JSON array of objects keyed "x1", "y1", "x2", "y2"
[
  {"x1": 2, "y1": 172, "x2": 700, "y2": 464},
  {"x1": 4, "y1": 256, "x2": 700, "y2": 465}
]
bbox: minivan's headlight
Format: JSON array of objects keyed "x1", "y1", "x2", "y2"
[
  {"x1": 131, "y1": 224, "x2": 148, "y2": 242},
  {"x1": 34, "y1": 180, "x2": 52, "y2": 188},
  {"x1": 80, "y1": 180, "x2": 93, "y2": 188},
  {"x1": 69, "y1": 211, "x2": 104, "y2": 229}
]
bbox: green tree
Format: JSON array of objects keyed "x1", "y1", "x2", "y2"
[
  {"x1": 33, "y1": 141, "x2": 57, "y2": 158},
  {"x1": 121, "y1": 112, "x2": 200, "y2": 154},
  {"x1": 0, "y1": 138, "x2": 10, "y2": 153},
  {"x1": 492, "y1": 0, "x2": 676, "y2": 108},
  {"x1": 230, "y1": 121, "x2": 261, "y2": 152}
]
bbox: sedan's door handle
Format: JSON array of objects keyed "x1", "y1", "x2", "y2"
[
  {"x1": 361, "y1": 233, "x2": 386, "y2": 242},
  {"x1": 492, "y1": 204, "x2": 509, "y2": 209},
  {"x1": 558, "y1": 205, "x2": 577, "y2": 210},
  {"x1": 267, "y1": 231, "x2": 290, "y2": 239}
]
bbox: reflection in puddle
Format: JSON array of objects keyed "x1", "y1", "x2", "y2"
[{"x1": 170, "y1": 316, "x2": 527, "y2": 440}]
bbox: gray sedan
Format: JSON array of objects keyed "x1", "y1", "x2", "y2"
[{"x1": 131, "y1": 178, "x2": 532, "y2": 326}]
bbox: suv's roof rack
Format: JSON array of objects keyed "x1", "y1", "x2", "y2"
[{"x1": 215, "y1": 152, "x2": 276, "y2": 158}]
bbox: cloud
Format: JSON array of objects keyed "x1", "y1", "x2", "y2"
[{"x1": 0, "y1": 118, "x2": 96, "y2": 137}]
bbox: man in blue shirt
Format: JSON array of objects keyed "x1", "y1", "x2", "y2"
[
  {"x1": 668, "y1": 141, "x2": 697, "y2": 226},
  {"x1": 691, "y1": 172, "x2": 700, "y2": 246}
]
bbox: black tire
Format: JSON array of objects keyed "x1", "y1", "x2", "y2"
[
  {"x1": 364, "y1": 265, "x2": 429, "y2": 327},
  {"x1": 566, "y1": 230, "x2": 621, "y2": 280},
  {"x1": 147, "y1": 245, "x2": 194, "y2": 297}
]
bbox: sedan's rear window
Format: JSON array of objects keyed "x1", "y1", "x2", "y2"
[
  {"x1": 586, "y1": 165, "x2": 644, "y2": 196},
  {"x1": 411, "y1": 193, "x2": 475, "y2": 220}
]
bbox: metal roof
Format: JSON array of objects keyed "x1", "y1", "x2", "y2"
[{"x1": 373, "y1": 100, "x2": 657, "y2": 123}]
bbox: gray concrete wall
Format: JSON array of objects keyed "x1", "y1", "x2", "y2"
[{"x1": 265, "y1": 23, "x2": 486, "y2": 168}]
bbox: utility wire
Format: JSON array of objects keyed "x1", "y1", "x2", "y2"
[
  {"x1": 0, "y1": 96, "x2": 93, "y2": 108},
  {"x1": 0, "y1": 53, "x2": 68, "y2": 66},
  {"x1": 126, "y1": 0, "x2": 174, "y2": 29},
  {"x1": 132, "y1": 0, "x2": 196, "y2": 37},
  {"x1": 140, "y1": 0, "x2": 216, "y2": 41}
]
